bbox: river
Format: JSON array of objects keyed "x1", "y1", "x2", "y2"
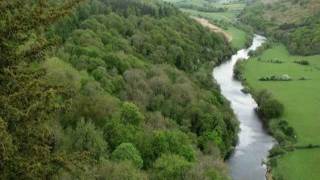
[{"x1": 213, "y1": 35, "x2": 275, "y2": 180}]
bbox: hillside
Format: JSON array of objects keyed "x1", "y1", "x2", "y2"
[
  {"x1": 238, "y1": 1, "x2": 320, "y2": 179},
  {"x1": 0, "y1": 0, "x2": 238, "y2": 179},
  {"x1": 240, "y1": 0, "x2": 320, "y2": 55},
  {"x1": 164, "y1": 0, "x2": 252, "y2": 49}
]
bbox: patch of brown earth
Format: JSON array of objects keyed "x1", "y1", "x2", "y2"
[{"x1": 192, "y1": 17, "x2": 232, "y2": 42}]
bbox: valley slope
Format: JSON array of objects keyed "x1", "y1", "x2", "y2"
[{"x1": 240, "y1": 0, "x2": 320, "y2": 179}]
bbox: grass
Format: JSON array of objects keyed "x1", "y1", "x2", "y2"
[
  {"x1": 171, "y1": 0, "x2": 249, "y2": 49},
  {"x1": 226, "y1": 26, "x2": 248, "y2": 49},
  {"x1": 243, "y1": 44, "x2": 320, "y2": 180},
  {"x1": 181, "y1": 8, "x2": 236, "y2": 22},
  {"x1": 180, "y1": 2, "x2": 245, "y2": 23},
  {"x1": 244, "y1": 44, "x2": 320, "y2": 145},
  {"x1": 273, "y1": 149, "x2": 320, "y2": 180}
]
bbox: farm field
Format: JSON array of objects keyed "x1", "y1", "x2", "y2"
[
  {"x1": 243, "y1": 44, "x2": 320, "y2": 179},
  {"x1": 181, "y1": 8, "x2": 234, "y2": 22}
]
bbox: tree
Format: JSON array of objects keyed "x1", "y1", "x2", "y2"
[
  {"x1": 121, "y1": 102, "x2": 145, "y2": 125},
  {"x1": 96, "y1": 161, "x2": 148, "y2": 180},
  {"x1": 111, "y1": 143, "x2": 143, "y2": 168},
  {"x1": 0, "y1": 0, "x2": 84, "y2": 68},
  {"x1": 0, "y1": 118, "x2": 14, "y2": 172},
  {"x1": 42, "y1": 57, "x2": 82, "y2": 92},
  {"x1": 152, "y1": 130, "x2": 195, "y2": 162},
  {"x1": 0, "y1": 1, "x2": 84, "y2": 178},
  {"x1": 152, "y1": 154, "x2": 192, "y2": 180},
  {"x1": 259, "y1": 98, "x2": 284, "y2": 119},
  {"x1": 62, "y1": 119, "x2": 108, "y2": 159}
]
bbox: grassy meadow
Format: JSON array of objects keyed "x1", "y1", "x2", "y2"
[
  {"x1": 274, "y1": 149, "x2": 320, "y2": 180},
  {"x1": 226, "y1": 26, "x2": 248, "y2": 49},
  {"x1": 243, "y1": 44, "x2": 320, "y2": 179}
]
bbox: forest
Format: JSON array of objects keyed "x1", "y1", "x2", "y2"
[
  {"x1": 240, "y1": 0, "x2": 320, "y2": 55},
  {"x1": 0, "y1": 0, "x2": 239, "y2": 179}
]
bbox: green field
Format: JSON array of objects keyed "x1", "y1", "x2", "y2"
[
  {"x1": 226, "y1": 26, "x2": 248, "y2": 49},
  {"x1": 179, "y1": 2, "x2": 245, "y2": 23},
  {"x1": 274, "y1": 149, "x2": 320, "y2": 180},
  {"x1": 243, "y1": 44, "x2": 320, "y2": 180},
  {"x1": 182, "y1": 8, "x2": 249, "y2": 49},
  {"x1": 181, "y1": 8, "x2": 235, "y2": 22},
  {"x1": 165, "y1": 0, "x2": 249, "y2": 49}
]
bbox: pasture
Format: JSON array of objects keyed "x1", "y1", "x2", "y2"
[{"x1": 243, "y1": 44, "x2": 320, "y2": 180}]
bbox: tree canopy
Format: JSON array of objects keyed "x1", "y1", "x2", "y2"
[{"x1": 0, "y1": 0, "x2": 238, "y2": 179}]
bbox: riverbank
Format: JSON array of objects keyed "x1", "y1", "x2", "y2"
[
  {"x1": 240, "y1": 43, "x2": 320, "y2": 180},
  {"x1": 214, "y1": 35, "x2": 275, "y2": 180}
]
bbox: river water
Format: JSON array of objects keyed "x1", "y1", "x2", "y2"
[{"x1": 213, "y1": 35, "x2": 275, "y2": 180}]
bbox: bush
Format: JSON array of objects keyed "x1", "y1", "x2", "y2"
[
  {"x1": 294, "y1": 60, "x2": 310, "y2": 66},
  {"x1": 259, "y1": 74, "x2": 291, "y2": 81},
  {"x1": 258, "y1": 98, "x2": 284, "y2": 119},
  {"x1": 269, "y1": 145, "x2": 286, "y2": 157},
  {"x1": 255, "y1": 90, "x2": 296, "y2": 145},
  {"x1": 255, "y1": 90, "x2": 284, "y2": 119},
  {"x1": 233, "y1": 60, "x2": 246, "y2": 81},
  {"x1": 268, "y1": 59, "x2": 284, "y2": 64}
]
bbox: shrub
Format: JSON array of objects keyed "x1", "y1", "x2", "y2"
[
  {"x1": 294, "y1": 60, "x2": 310, "y2": 66},
  {"x1": 259, "y1": 74, "x2": 291, "y2": 81},
  {"x1": 233, "y1": 60, "x2": 246, "y2": 80},
  {"x1": 269, "y1": 145, "x2": 286, "y2": 157},
  {"x1": 255, "y1": 90, "x2": 284, "y2": 119},
  {"x1": 268, "y1": 59, "x2": 284, "y2": 64},
  {"x1": 258, "y1": 98, "x2": 284, "y2": 119}
]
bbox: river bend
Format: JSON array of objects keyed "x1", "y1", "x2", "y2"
[{"x1": 213, "y1": 35, "x2": 275, "y2": 180}]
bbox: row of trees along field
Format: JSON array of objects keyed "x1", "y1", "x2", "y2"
[
  {"x1": 0, "y1": 0, "x2": 239, "y2": 179},
  {"x1": 240, "y1": 0, "x2": 320, "y2": 56}
]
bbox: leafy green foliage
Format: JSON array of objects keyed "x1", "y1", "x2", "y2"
[
  {"x1": 256, "y1": 90, "x2": 284, "y2": 119},
  {"x1": 121, "y1": 102, "x2": 145, "y2": 125},
  {"x1": 240, "y1": 0, "x2": 320, "y2": 55},
  {"x1": 0, "y1": 118, "x2": 14, "y2": 172},
  {"x1": 254, "y1": 90, "x2": 296, "y2": 145},
  {"x1": 152, "y1": 130, "x2": 195, "y2": 162},
  {"x1": 61, "y1": 119, "x2": 108, "y2": 159},
  {"x1": 0, "y1": 1, "x2": 84, "y2": 178},
  {"x1": 96, "y1": 161, "x2": 148, "y2": 180},
  {"x1": 111, "y1": 143, "x2": 143, "y2": 168},
  {"x1": 152, "y1": 154, "x2": 192, "y2": 180},
  {"x1": 0, "y1": 0, "x2": 238, "y2": 179}
]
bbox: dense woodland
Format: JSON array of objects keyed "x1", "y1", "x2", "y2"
[
  {"x1": 0, "y1": 0, "x2": 239, "y2": 179},
  {"x1": 240, "y1": 0, "x2": 320, "y2": 55}
]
